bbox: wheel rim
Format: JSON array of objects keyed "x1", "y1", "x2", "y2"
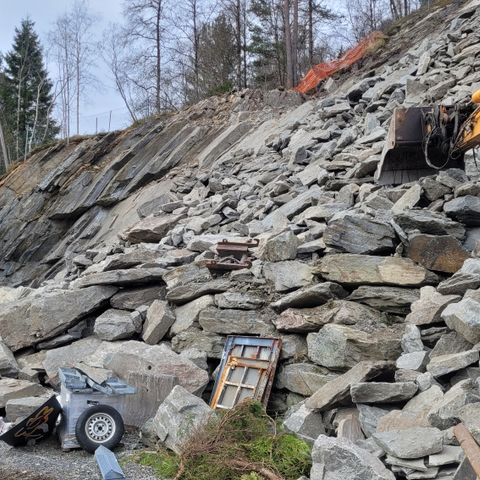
[{"x1": 85, "y1": 412, "x2": 116, "y2": 444}]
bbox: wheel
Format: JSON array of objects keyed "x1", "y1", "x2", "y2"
[{"x1": 75, "y1": 404, "x2": 125, "y2": 453}]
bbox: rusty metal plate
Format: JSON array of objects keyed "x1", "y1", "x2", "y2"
[{"x1": 210, "y1": 336, "x2": 282, "y2": 410}]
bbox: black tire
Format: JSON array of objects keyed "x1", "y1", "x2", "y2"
[{"x1": 75, "y1": 404, "x2": 125, "y2": 453}]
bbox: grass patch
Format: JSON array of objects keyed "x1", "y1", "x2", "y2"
[{"x1": 127, "y1": 401, "x2": 311, "y2": 480}]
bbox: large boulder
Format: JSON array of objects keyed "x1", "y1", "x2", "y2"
[
  {"x1": 257, "y1": 230, "x2": 298, "y2": 261},
  {"x1": 348, "y1": 286, "x2": 419, "y2": 314},
  {"x1": 104, "y1": 341, "x2": 209, "y2": 395},
  {"x1": 0, "y1": 340, "x2": 19, "y2": 378},
  {"x1": 323, "y1": 213, "x2": 396, "y2": 254},
  {"x1": 441, "y1": 297, "x2": 480, "y2": 344},
  {"x1": 153, "y1": 385, "x2": 214, "y2": 454},
  {"x1": 170, "y1": 295, "x2": 215, "y2": 335},
  {"x1": 263, "y1": 261, "x2": 314, "y2": 291},
  {"x1": 110, "y1": 286, "x2": 166, "y2": 310},
  {"x1": 394, "y1": 210, "x2": 465, "y2": 239},
  {"x1": 270, "y1": 282, "x2": 348, "y2": 311},
  {"x1": 316, "y1": 254, "x2": 439, "y2": 287},
  {"x1": 120, "y1": 213, "x2": 185, "y2": 243},
  {"x1": 72, "y1": 268, "x2": 166, "y2": 288},
  {"x1": 311, "y1": 435, "x2": 395, "y2": 480},
  {"x1": 406, "y1": 234, "x2": 470, "y2": 273},
  {"x1": 283, "y1": 402, "x2": 326, "y2": 444},
  {"x1": 142, "y1": 300, "x2": 175, "y2": 344},
  {"x1": 372, "y1": 427, "x2": 443, "y2": 459},
  {"x1": 0, "y1": 286, "x2": 117, "y2": 351},
  {"x1": 305, "y1": 361, "x2": 394, "y2": 411},
  {"x1": 94, "y1": 308, "x2": 141, "y2": 341},
  {"x1": 444, "y1": 195, "x2": 480, "y2": 226},
  {"x1": 0, "y1": 378, "x2": 48, "y2": 408},
  {"x1": 426, "y1": 350, "x2": 479, "y2": 377},
  {"x1": 307, "y1": 323, "x2": 403, "y2": 370},
  {"x1": 406, "y1": 286, "x2": 460, "y2": 326},
  {"x1": 276, "y1": 363, "x2": 338, "y2": 396},
  {"x1": 350, "y1": 382, "x2": 418, "y2": 403},
  {"x1": 198, "y1": 307, "x2": 275, "y2": 335}
]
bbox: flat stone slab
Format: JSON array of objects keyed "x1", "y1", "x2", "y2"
[
  {"x1": 426, "y1": 350, "x2": 479, "y2": 377},
  {"x1": 351, "y1": 382, "x2": 418, "y2": 404},
  {"x1": 0, "y1": 379, "x2": 48, "y2": 408},
  {"x1": 305, "y1": 360, "x2": 394, "y2": 411},
  {"x1": 372, "y1": 427, "x2": 443, "y2": 459},
  {"x1": 441, "y1": 298, "x2": 480, "y2": 344}
]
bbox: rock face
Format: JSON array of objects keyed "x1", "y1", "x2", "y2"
[
  {"x1": 0, "y1": 287, "x2": 116, "y2": 351},
  {"x1": 311, "y1": 435, "x2": 395, "y2": 480},
  {"x1": 153, "y1": 385, "x2": 214, "y2": 454}
]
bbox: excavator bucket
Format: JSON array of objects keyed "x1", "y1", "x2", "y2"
[{"x1": 374, "y1": 107, "x2": 464, "y2": 185}]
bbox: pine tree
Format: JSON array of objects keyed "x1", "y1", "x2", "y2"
[{"x1": 0, "y1": 19, "x2": 58, "y2": 161}]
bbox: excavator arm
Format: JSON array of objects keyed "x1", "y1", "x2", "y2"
[{"x1": 375, "y1": 90, "x2": 480, "y2": 185}]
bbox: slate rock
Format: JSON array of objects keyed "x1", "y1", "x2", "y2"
[
  {"x1": 311, "y1": 435, "x2": 395, "y2": 480},
  {"x1": 372, "y1": 427, "x2": 443, "y2": 459},
  {"x1": 72, "y1": 268, "x2": 166, "y2": 288},
  {"x1": 324, "y1": 213, "x2": 397, "y2": 254},
  {"x1": 153, "y1": 385, "x2": 214, "y2": 454},
  {"x1": 357, "y1": 404, "x2": 391, "y2": 437},
  {"x1": 348, "y1": 286, "x2": 419, "y2": 314},
  {"x1": 5, "y1": 394, "x2": 53, "y2": 422},
  {"x1": 441, "y1": 298, "x2": 480, "y2": 344},
  {"x1": 257, "y1": 230, "x2": 298, "y2": 262},
  {"x1": 166, "y1": 279, "x2": 231, "y2": 305},
  {"x1": 407, "y1": 234, "x2": 470, "y2": 273},
  {"x1": 307, "y1": 323, "x2": 402, "y2": 370},
  {"x1": 0, "y1": 286, "x2": 117, "y2": 351},
  {"x1": 104, "y1": 341, "x2": 209, "y2": 395},
  {"x1": 142, "y1": 300, "x2": 175, "y2": 344},
  {"x1": 444, "y1": 195, "x2": 480, "y2": 226},
  {"x1": 263, "y1": 261, "x2": 313, "y2": 292},
  {"x1": 170, "y1": 295, "x2": 215, "y2": 336},
  {"x1": 110, "y1": 286, "x2": 166, "y2": 310},
  {"x1": 198, "y1": 307, "x2": 275, "y2": 335},
  {"x1": 0, "y1": 340, "x2": 19, "y2": 378},
  {"x1": 214, "y1": 292, "x2": 264, "y2": 310},
  {"x1": 120, "y1": 213, "x2": 184, "y2": 243},
  {"x1": 316, "y1": 254, "x2": 439, "y2": 287},
  {"x1": 283, "y1": 402, "x2": 326, "y2": 444},
  {"x1": 351, "y1": 382, "x2": 418, "y2": 404},
  {"x1": 401, "y1": 324, "x2": 424, "y2": 353},
  {"x1": 94, "y1": 308, "x2": 141, "y2": 341},
  {"x1": 305, "y1": 361, "x2": 394, "y2": 411},
  {"x1": 0, "y1": 379, "x2": 48, "y2": 408},
  {"x1": 276, "y1": 363, "x2": 338, "y2": 396},
  {"x1": 396, "y1": 351, "x2": 429, "y2": 371},
  {"x1": 406, "y1": 286, "x2": 460, "y2": 326},
  {"x1": 163, "y1": 263, "x2": 211, "y2": 289},
  {"x1": 270, "y1": 282, "x2": 348, "y2": 311},
  {"x1": 430, "y1": 332, "x2": 473, "y2": 358},
  {"x1": 426, "y1": 350, "x2": 479, "y2": 377},
  {"x1": 171, "y1": 327, "x2": 225, "y2": 359},
  {"x1": 394, "y1": 210, "x2": 465, "y2": 239}
]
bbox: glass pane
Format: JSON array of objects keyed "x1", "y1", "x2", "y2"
[{"x1": 244, "y1": 368, "x2": 261, "y2": 387}]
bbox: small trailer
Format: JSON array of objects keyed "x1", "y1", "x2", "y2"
[{"x1": 0, "y1": 367, "x2": 136, "y2": 454}]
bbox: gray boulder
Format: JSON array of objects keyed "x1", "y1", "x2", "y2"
[
  {"x1": 394, "y1": 210, "x2": 465, "y2": 239},
  {"x1": 170, "y1": 295, "x2": 214, "y2": 335},
  {"x1": 283, "y1": 402, "x2": 326, "y2": 444},
  {"x1": 94, "y1": 309, "x2": 141, "y2": 341},
  {"x1": 323, "y1": 213, "x2": 396, "y2": 254},
  {"x1": 311, "y1": 435, "x2": 395, "y2": 480},
  {"x1": 0, "y1": 378, "x2": 48, "y2": 408},
  {"x1": 263, "y1": 261, "x2": 313, "y2": 291},
  {"x1": 276, "y1": 363, "x2": 338, "y2": 396},
  {"x1": 444, "y1": 195, "x2": 480, "y2": 226},
  {"x1": 142, "y1": 300, "x2": 175, "y2": 344},
  {"x1": 72, "y1": 268, "x2": 166, "y2": 288},
  {"x1": 348, "y1": 286, "x2": 419, "y2": 314},
  {"x1": 350, "y1": 382, "x2": 418, "y2": 403},
  {"x1": 441, "y1": 298, "x2": 480, "y2": 344},
  {"x1": 270, "y1": 282, "x2": 347, "y2": 311},
  {"x1": 0, "y1": 286, "x2": 116, "y2": 351},
  {"x1": 110, "y1": 286, "x2": 166, "y2": 310},
  {"x1": 0, "y1": 340, "x2": 19, "y2": 378},
  {"x1": 257, "y1": 230, "x2": 298, "y2": 261},
  {"x1": 426, "y1": 350, "x2": 479, "y2": 377},
  {"x1": 214, "y1": 292, "x2": 264, "y2": 310},
  {"x1": 120, "y1": 213, "x2": 185, "y2": 243},
  {"x1": 153, "y1": 385, "x2": 214, "y2": 454},
  {"x1": 372, "y1": 427, "x2": 443, "y2": 459}
]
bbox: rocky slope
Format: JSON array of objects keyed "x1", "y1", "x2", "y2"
[{"x1": 1, "y1": 0, "x2": 480, "y2": 479}]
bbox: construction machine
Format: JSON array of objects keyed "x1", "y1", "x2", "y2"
[{"x1": 375, "y1": 90, "x2": 480, "y2": 185}]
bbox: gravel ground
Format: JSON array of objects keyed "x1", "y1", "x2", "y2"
[{"x1": 0, "y1": 430, "x2": 161, "y2": 480}]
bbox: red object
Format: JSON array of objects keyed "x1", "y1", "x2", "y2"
[{"x1": 294, "y1": 31, "x2": 385, "y2": 94}]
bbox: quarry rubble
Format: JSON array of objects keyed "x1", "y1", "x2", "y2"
[{"x1": 2, "y1": 1, "x2": 480, "y2": 479}]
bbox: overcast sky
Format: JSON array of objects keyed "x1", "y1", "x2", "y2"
[{"x1": 0, "y1": 0, "x2": 132, "y2": 133}]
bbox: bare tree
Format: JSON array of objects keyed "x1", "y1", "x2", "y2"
[{"x1": 284, "y1": 0, "x2": 293, "y2": 88}]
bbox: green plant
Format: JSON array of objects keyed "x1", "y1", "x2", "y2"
[{"x1": 128, "y1": 400, "x2": 312, "y2": 480}]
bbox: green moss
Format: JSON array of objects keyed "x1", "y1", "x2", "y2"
[{"x1": 127, "y1": 401, "x2": 312, "y2": 480}]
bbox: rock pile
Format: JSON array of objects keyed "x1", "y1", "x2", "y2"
[{"x1": 0, "y1": 0, "x2": 480, "y2": 478}]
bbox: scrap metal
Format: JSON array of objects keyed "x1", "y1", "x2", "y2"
[
  {"x1": 453, "y1": 423, "x2": 480, "y2": 478},
  {"x1": 206, "y1": 239, "x2": 259, "y2": 271}
]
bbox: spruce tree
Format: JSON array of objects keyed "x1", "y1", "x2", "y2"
[{"x1": 0, "y1": 19, "x2": 58, "y2": 161}]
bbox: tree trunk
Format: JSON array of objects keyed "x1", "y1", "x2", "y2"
[
  {"x1": 284, "y1": 0, "x2": 293, "y2": 89},
  {"x1": 308, "y1": 0, "x2": 313, "y2": 66},
  {"x1": 235, "y1": 0, "x2": 242, "y2": 89},
  {"x1": 193, "y1": 0, "x2": 199, "y2": 102},
  {"x1": 0, "y1": 120, "x2": 9, "y2": 171},
  {"x1": 155, "y1": 0, "x2": 162, "y2": 113},
  {"x1": 242, "y1": 0, "x2": 247, "y2": 88},
  {"x1": 292, "y1": 0, "x2": 298, "y2": 86}
]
